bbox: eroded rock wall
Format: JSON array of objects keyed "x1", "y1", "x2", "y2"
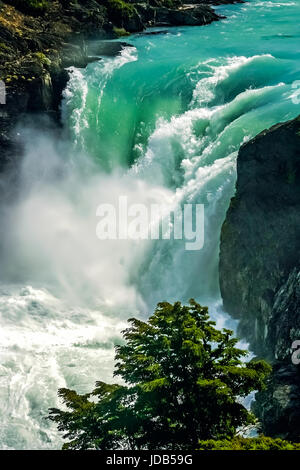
[{"x1": 219, "y1": 116, "x2": 300, "y2": 439}]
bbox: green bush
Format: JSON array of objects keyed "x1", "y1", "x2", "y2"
[
  {"x1": 198, "y1": 436, "x2": 300, "y2": 450},
  {"x1": 113, "y1": 26, "x2": 130, "y2": 37},
  {"x1": 33, "y1": 52, "x2": 51, "y2": 66}
]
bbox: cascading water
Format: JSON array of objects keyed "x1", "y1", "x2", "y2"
[{"x1": 0, "y1": 0, "x2": 300, "y2": 449}]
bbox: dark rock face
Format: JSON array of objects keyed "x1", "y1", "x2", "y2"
[
  {"x1": 87, "y1": 40, "x2": 134, "y2": 56},
  {"x1": 0, "y1": 1, "x2": 108, "y2": 169},
  {"x1": 0, "y1": 89, "x2": 28, "y2": 170},
  {"x1": 220, "y1": 116, "x2": 300, "y2": 357},
  {"x1": 252, "y1": 270, "x2": 300, "y2": 441},
  {"x1": 252, "y1": 362, "x2": 300, "y2": 441},
  {"x1": 268, "y1": 269, "x2": 300, "y2": 362},
  {"x1": 182, "y1": 0, "x2": 244, "y2": 4},
  {"x1": 219, "y1": 116, "x2": 300, "y2": 439},
  {"x1": 137, "y1": 4, "x2": 219, "y2": 27}
]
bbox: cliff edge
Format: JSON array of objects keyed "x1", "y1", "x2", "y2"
[{"x1": 219, "y1": 115, "x2": 300, "y2": 440}]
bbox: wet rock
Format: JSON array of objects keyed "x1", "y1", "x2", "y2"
[
  {"x1": 137, "y1": 3, "x2": 219, "y2": 27},
  {"x1": 268, "y1": 269, "x2": 300, "y2": 362},
  {"x1": 87, "y1": 40, "x2": 134, "y2": 57},
  {"x1": 219, "y1": 115, "x2": 300, "y2": 439},
  {"x1": 136, "y1": 29, "x2": 169, "y2": 35},
  {"x1": 0, "y1": 88, "x2": 29, "y2": 170},
  {"x1": 219, "y1": 116, "x2": 300, "y2": 357},
  {"x1": 182, "y1": 0, "x2": 244, "y2": 4},
  {"x1": 252, "y1": 363, "x2": 300, "y2": 441},
  {"x1": 159, "y1": 5, "x2": 219, "y2": 26}
]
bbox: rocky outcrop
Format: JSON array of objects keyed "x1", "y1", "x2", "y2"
[
  {"x1": 252, "y1": 362, "x2": 300, "y2": 441},
  {"x1": 252, "y1": 269, "x2": 300, "y2": 441},
  {"x1": 267, "y1": 269, "x2": 300, "y2": 361},
  {"x1": 183, "y1": 0, "x2": 244, "y2": 4},
  {"x1": 220, "y1": 116, "x2": 300, "y2": 357},
  {"x1": 0, "y1": 1, "x2": 109, "y2": 168},
  {"x1": 219, "y1": 115, "x2": 300, "y2": 440},
  {"x1": 137, "y1": 3, "x2": 219, "y2": 27}
]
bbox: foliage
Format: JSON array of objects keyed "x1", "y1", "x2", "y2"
[
  {"x1": 113, "y1": 26, "x2": 130, "y2": 37},
  {"x1": 0, "y1": 43, "x2": 11, "y2": 52},
  {"x1": 198, "y1": 436, "x2": 300, "y2": 450},
  {"x1": 48, "y1": 300, "x2": 271, "y2": 450},
  {"x1": 33, "y1": 52, "x2": 51, "y2": 66},
  {"x1": 104, "y1": 0, "x2": 137, "y2": 27},
  {"x1": 6, "y1": 0, "x2": 50, "y2": 15}
]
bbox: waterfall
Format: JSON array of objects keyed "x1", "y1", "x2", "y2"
[{"x1": 0, "y1": 0, "x2": 300, "y2": 449}]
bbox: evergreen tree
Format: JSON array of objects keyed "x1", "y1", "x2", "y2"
[{"x1": 48, "y1": 300, "x2": 271, "y2": 450}]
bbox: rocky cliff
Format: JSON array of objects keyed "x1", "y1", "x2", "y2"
[{"x1": 219, "y1": 116, "x2": 300, "y2": 440}]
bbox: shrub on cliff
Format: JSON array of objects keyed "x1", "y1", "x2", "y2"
[
  {"x1": 104, "y1": 0, "x2": 137, "y2": 27},
  {"x1": 48, "y1": 300, "x2": 271, "y2": 450},
  {"x1": 6, "y1": 0, "x2": 50, "y2": 15},
  {"x1": 198, "y1": 436, "x2": 300, "y2": 450}
]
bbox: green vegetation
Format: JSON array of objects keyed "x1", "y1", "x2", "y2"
[
  {"x1": 105, "y1": 0, "x2": 137, "y2": 27},
  {"x1": 6, "y1": 0, "x2": 50, "y2": 15},
  {"x1": 198, "y1": 436, "x2": 300, "y2": 450},
  {"x1": 48, "y1": 299, "x2": 271, "y2": 450},
  {"x1": 0, "y1": 43, "x2": 11, "y2": 52},
  {"x1": 33, "y1": 52, "x2": 51, "y2": 66},
  {"x1": 113, "y1": 26, "x2": 130, "y2": 37}
]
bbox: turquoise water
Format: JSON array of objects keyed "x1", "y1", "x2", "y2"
[
  {"x1": 0, "y1": 0, "x2": 300, "y2": 449},
  {"x1": 63, "y1": 0, "x2": 300, "y2": 305},
  {"x1": 67, "y1": 0, "x2": 300, "y2": 171}
]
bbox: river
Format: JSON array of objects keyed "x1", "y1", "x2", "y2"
[{"x1": 0, "y1": 0, "x2": 299, "y2": 449}]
